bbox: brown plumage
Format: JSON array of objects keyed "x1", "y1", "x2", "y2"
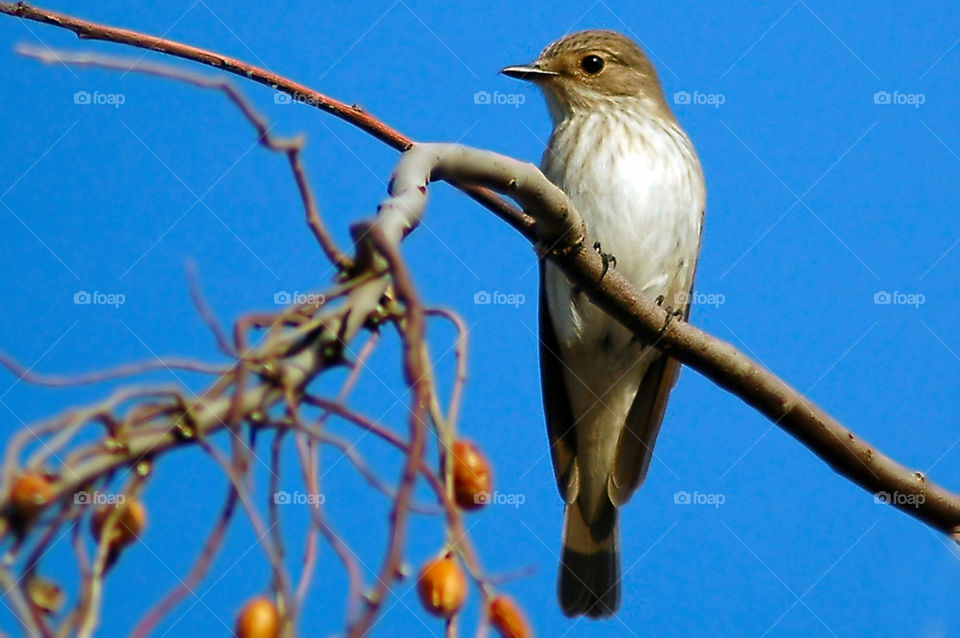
[{"x1": 503, "y1": 30, "x2": 706, "y2": 618}]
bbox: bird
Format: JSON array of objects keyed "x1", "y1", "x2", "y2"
[{"x1": 501, "y1": 30, "x2": 706, "y2": 618}]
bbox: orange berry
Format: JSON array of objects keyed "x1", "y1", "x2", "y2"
[
  {"x1": 452, "y1": 440, "x2": 492, "y2": 510},
  {"x1": 418, "y1": 557, "x2": 467, "y2": 618},
  {"x1": 91, "y1": 499, "x2": 146, "y2": 550},
  {"x1": 235, "y1": 596, "x2": 281, "y2": 638},
  {"x1": 11, "y1": 473, "x2": 55, "y2": 517},
  {"x1": 490, "y1": 595, "x2": 532, "y2": 638}
]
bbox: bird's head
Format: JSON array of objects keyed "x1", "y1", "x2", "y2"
[{"x1": 501, "y1": 30, "x2": 670, "y2": 124}]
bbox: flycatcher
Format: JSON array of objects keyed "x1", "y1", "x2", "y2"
[{"x1": 502, "y1": 30, "x2": 706, "y2": 618}]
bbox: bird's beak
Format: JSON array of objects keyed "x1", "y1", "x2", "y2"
[{"x1": 500, "y1": 63, "x2": 558, "y2": 81}]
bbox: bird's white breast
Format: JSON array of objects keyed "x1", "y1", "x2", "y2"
[{"x1": 542, "y1": 106, "x2": 705, "y2": 361}]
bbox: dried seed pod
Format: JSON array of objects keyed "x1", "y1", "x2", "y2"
[
  {"x1": 418, "y1": 557, "x2": 467, "y2": 618},
  {"x1": 11, "y1": 473, "x2": 56, "y2": 518},
  {"x1": 91, "y1": 499, "x2": 147, "y2": 551},
  {"x1": 235, "y1": 596, "x2": 281, "y2": 638},
  {"x1": 490, "y1": 594, "x2": 533, "y2": 638},
  {"x1": 452, "y1": 440, "x2": 492, "y2": 510}
]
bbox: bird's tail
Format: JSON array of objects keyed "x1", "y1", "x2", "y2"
[{"x1": 558, "y1": 497, "x2": 620, "y2": 618}]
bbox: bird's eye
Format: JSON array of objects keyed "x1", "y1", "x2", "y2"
[{"x1": 580, "y1": 54, "x2": 605, "y2": 74}]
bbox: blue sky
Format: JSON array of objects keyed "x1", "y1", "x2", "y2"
[{"x1": 1, "y1": 2, "x2": 960, "y2": 636}]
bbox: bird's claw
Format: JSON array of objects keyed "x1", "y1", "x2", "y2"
[
  {"x1": 657, "y1": 306, "x2": 684, "y2": 338},
  {"x1": 593, "y1": 241, "x2": 617, "y2": 280}
]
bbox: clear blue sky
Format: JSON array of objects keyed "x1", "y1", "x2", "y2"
[{"x1": 1, "y1": 2, "x2": 959, "y2": 636}]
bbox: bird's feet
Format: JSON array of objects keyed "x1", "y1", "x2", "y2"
[
  {"x1": 630, "y1": 297, "x2": 682, "y2": 347},
  {"x1": 657, "y1": 305, "x2": 684, "y2": 338},
  {"x1": 594, "y1": 242, "x2": 617, "y2": 280}
]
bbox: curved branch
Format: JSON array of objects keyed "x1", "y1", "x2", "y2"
[
  {"x1": 0, "y1": 1, "x2": 536, "y2": 239},
  {"x1": 378, "y1": 143, "x2": 960, "y2": 539}
]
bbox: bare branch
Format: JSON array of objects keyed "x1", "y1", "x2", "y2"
[
  {"x1": 0, "y1": 2, "x2": 536, "y2": 238},
  {"x1": 14, "y1": 43, "x2": 352, "y2": 271}
]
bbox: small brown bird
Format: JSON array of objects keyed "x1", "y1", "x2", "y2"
[{"x1": 502, "y1": 31, "x2": 705, "y2": 618}]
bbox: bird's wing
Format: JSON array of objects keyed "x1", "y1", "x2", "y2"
[
  {"x1": 609, "y1": 353, "x2": 680, "y2": 506},
  {"x1": 539, "y1": 264, "x2": 579, "y2": 504},
  {"x1": 610, "y1": 206, "x2": 705, "y2": 506}
]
